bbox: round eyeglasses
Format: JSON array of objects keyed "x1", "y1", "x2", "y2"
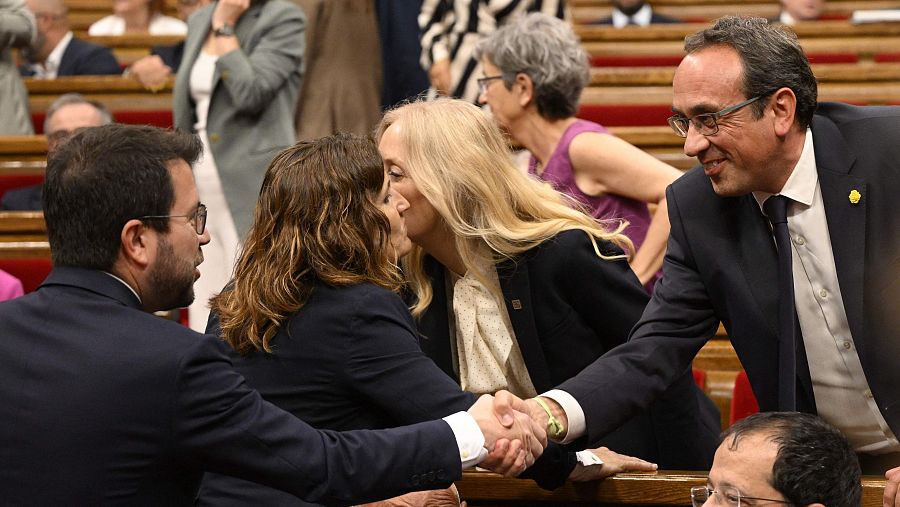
[
  {"x1": 139, "y1": 203, "x2": 207, "y2": 235},
  {"x1": 691, "y1": 485, "x2": 793, "y2": 507}
]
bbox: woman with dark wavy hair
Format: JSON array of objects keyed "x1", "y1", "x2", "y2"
[{"x1": 197, "y1": 133, "x2": 650, "y2": 506}]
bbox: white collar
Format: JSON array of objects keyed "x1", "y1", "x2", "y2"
[
  {"x1": 104, "y1": 271, "x2": 143, "y2": 304},
  {"x1": 753, "y1": 128, "x2": 816, "y2": 210},
  {"x1": 29, "y1": 31, "x2": 73, "y2": 78},
  {"x1": 611, "y1": 4, "x2": 653, "y2": 28},
  {"x1": 779, "y1": 11, "x2": 799, "y2": 25}
]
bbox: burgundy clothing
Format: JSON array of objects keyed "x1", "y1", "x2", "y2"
[{"x1": 528, "y1": 119, "x2": 660, "y2": 289}]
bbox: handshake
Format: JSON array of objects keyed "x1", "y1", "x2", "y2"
[{"x1": 467, "y1": 391, "x2": 655, "y2": 480}]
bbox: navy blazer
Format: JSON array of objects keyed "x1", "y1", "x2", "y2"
[
  {"x1": 559, "y1": 103, "x2": 900, "y2": 443},
  {"x1": 20, "y1": 37, "x2": 120, "y2": 76},
  {"x1": 591, "y1": 9, "x2": 680, "y2": 25},
  {"x1": 0, "y1": 268, "x2": 461, "y2": 505},
  {"x1": 416, "y1": 230, "x2": 720, "y2": 469}
]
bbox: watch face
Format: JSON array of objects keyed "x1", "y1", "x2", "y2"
[{"x1": 215, "y1": 25, "x2": 235, "y2": 36}]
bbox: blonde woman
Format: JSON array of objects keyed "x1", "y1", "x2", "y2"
[{"x1": 376, "y1": 98, "x2": 719, "y2": 470}]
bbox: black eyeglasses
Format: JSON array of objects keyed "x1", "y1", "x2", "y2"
[
  {"x1": 668, "y1": 95, "x2": 766, "y2": 138},
  {"x1": 691, "y1": 485, "x2": 793, "y2": 507},
  {"x1": 140, "y1": 203, "x2": 207, "y2": 235},
  {"x1": 477, "y1": 75, "x2": 505, "y2": 94}
]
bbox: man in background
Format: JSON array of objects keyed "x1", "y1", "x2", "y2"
[
  {"x1": 775, "y1": 0, "x2": 826, "y2": 24},
  {"x1": 1, "y1": 93, "x2": 112, "y2": 210},
  {"x1": 592, "y1": 0, "x2": 679, "y2": 27},
  {"x1": 20, "y1": 0, "x2": 120, "y2": 77}
]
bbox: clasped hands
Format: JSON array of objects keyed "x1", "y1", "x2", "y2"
[{"x1": 470, "y1": 391, "x2": 656, "y2": 481}]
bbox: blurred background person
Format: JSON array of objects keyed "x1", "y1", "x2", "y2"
[
  {"x1": 376, "y1": 99, "x2": 719, "y2": 470},
  {"x1": 419, "y1": 0, "x2": 564, "y2": 103},
  {"x1": 199, "y1": 133, "x2": 655, "y2": 506},
  {"x1": 88, "y1": 0, "x2": 186, "y2": 35},
  {"x1": 0, "y1": 0, "x2": 35, "y2": 134},
  {"x1": 775, "y1": 0, "x2": 825, "y2": 24},
  {"x1": 1, "y1": 93, "x2": 112, "y2": 211},
  {"x1": 128, "y1": 0, "x2": 211, "y2": 90},
  {"x1": 476, "y1": 13, "x2": 682, "y2": 290},
  {"x1": 20, "y1": 0, "x2": 120, "y2": 78},
  {"x1": 592, "y1": 0, "x2": 679, "y2": 26},
  {"x1": 173, "y1": 0, "x2": 304, "y2": 331}
]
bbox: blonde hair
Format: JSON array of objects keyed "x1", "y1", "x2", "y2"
[{"x1": 375, "y1": 98, "x2": 633, "y2": 317}]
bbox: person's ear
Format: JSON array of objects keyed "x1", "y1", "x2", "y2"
[
  {"x1": 120, "y1": 219, "x2": 154, "y2": 269},
  {"x1": 770, "y1": 87, "x2": 797, "y2": 137},
  {"x1": 515, "y1": 72, "x2": 534, "y2": 108}
]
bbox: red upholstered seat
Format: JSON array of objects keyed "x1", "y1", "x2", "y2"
[
  {"x1": 0, "y1": 175, "x2": 44, "y2": 200},
  {"x1": 806, "y1": 53, "x2": 859, "y2": 64},
  {"x1": 692, "y1": 367, "x2": 707, "y2": 391},
  {"x1": 31, "y1": 110, "x2": 173, "y2": 134},
  {"x1": 729, "y1": 369, "x2": 760, "y2": 425},
  {"x1": 0, "y1": 258, "x2": 52, "y2": 293},
  {"x1": 591, "y1": 55, "x2": 684, "y2": 67},
  {"x1": 577, "y1": 104, "x2": 672, "y2": 127}
]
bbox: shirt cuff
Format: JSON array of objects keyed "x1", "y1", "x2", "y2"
[
  {"x1": 541, "y1": 389, "x2": 586, "y2": 444},
  {"x1": 442, "y1": 411, "x2": 488, "y2": 469}
]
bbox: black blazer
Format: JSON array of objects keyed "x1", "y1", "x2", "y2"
[
  {"x1": 0, "y1": 268, "x2": 461, "y2": 505},
  {"x1": 201, "y1": 283, "x2": 576, "y2": 505},
  {"x1": 416, "y1": 230, "x2": 720, "y2": 469},
  {"x1": 559, "y1": 103, "x2": 900, "y2": 443},
  {"x1": 20, "y1": 37, "x2": 121, "y2": 76},
  {"x1": 591, "y1": 8, "x2": 680, "y2": 25}
]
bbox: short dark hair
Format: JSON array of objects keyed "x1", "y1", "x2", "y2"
[
  {"x1": 722, "y1": 412, "x2": 862, "y2": 507},
  {"x1": 43, "y1": 124, "x2": 202, "y2": 270},
  {"x1": 683, "y1": 16, "x2": 818, "y2": 128}
]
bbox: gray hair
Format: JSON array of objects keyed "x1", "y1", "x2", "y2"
[
  {"x1": 683, "y1": 16, "x2": 818, "y2": 127},
  {"x1": 474, "y1": 13, "x2": 589, "y2": 120},
  {"x1": 44, "y1": 93, "x2": 113, "y2": 133}
]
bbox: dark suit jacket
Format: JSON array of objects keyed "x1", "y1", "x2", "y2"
[
  {"x1": 417, "y1": 230, "x2": 720, "y2": 469},
  {"x1": 201, "y1": 282, "x2": 576, "y2": 504},
  {"x1": 152, "y1": 41, "x2": 185, "y2": 70},
  {"x1": 559, "y1": 103, "x2": 900, "y2": 443},
  {"x1": 0, "y1": 268, "x2": 461, "y2": 505},
  {"x1": 0, "y1": 183, "x2": 41, "y2": 210},
  {"x1": 19, "y1": 37, "x2": 121, "y2": 76},
  {"x1": 199, "y1": 283, "x2": 479, "y2": 505}
]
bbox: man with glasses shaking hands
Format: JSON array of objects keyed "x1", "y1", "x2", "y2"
[{"x1": 493, "y1": 15, "x2": 900, "y2": 506}]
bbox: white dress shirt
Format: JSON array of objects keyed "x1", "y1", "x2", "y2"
[
  {"x1": 610, "y1": 4, "x2": 653, "y2": 27},
  {"x1": 26, "y1": 31, "x2": 72, "y2": 79}
]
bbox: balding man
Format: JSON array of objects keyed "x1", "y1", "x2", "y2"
[
  {"x1": 20, "y1": 0, "x2": 120, "y2": 77},
  {"x1": 1, "y1": 93, "x2": 112, "y2": 210},
  {"x1": 775, "y1": 0, "x2": 825, "y2": 24}
]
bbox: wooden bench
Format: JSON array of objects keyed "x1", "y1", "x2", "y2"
[
  {"x1": 82, "y1": 34, "x2": 184, "y2": 67},
  {"x1": 24, "y1": 76, "x2": 174, "y2": 133},
  {"x1": 456, "y1": 470, "x2": 888, "y2": 506},
  {"x1": 0, "y1": 214, "x2": 51, "y2": 293}
]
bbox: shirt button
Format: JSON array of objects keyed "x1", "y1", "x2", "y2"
[
  {"x1": 819, "y1": 288, "x2": 828, "y2": 298},
  {"x1": 794, "y1": 236, "x2": 805, "y2": 245},
  {"x1": 864, "y1": 389, "x2": 874, "y2": 398},
  {"x1": 461, "y1": 450, "x2": 469, "y2": 459},
  {"x1": 842, "y1": 340, "x2": 852, "y2": 350}
]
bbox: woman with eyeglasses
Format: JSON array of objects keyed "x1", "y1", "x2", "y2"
[
  {"x1": 196, "y1": 133, "x2": 651, "y2": 506},
  {"x1": 474, "y1": 13, "x2": 682, "y2": 291},
  {"x1": 376, "y1": 98, "x2": 719, "y2": 471}
]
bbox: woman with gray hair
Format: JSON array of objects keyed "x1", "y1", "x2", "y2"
[{"x1": 475, "y1": 13, "x2": 681, "y2": 291}]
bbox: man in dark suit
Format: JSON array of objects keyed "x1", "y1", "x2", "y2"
[
  {"x1": 20, "y1": 0, "x2": 120, "y2": 77},
  {"x1": 1, "y1": 93, "x2": 112, "y2": 211},
  {"x1": 494, "y1": 15, "x2": 900, "y2": 499},
  {"x1": 591, "y1": 0, "x2": 679, "y2": 27},
  {"x1": 0, "y1": 124, "x2": 545, "y2": 504}
]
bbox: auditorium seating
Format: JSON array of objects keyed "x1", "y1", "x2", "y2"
[
  {"x1": 0, "y1": 211, "x2": 50, "y2": 293},
  {"x1": 456, "y1": 470, "x2": 889, "y2": 506}
]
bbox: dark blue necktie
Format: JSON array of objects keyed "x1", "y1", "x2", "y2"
[{"x1": 764, "y1": 195, "x2": 798, "y2": 411}]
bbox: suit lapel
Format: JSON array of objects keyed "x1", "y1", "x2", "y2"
[
  {"x1": 418, "y1": 257, "x2": 458, "y2": 382},
  {"x1": 57, "y1": 39, "x2": 77, "y2": 76},
  {"x1": 496, "y1": 256, "x2": 552, "y2": 392},
  {"x1": 811, "y1": 115, "x2": 867, "y2": 351}
]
